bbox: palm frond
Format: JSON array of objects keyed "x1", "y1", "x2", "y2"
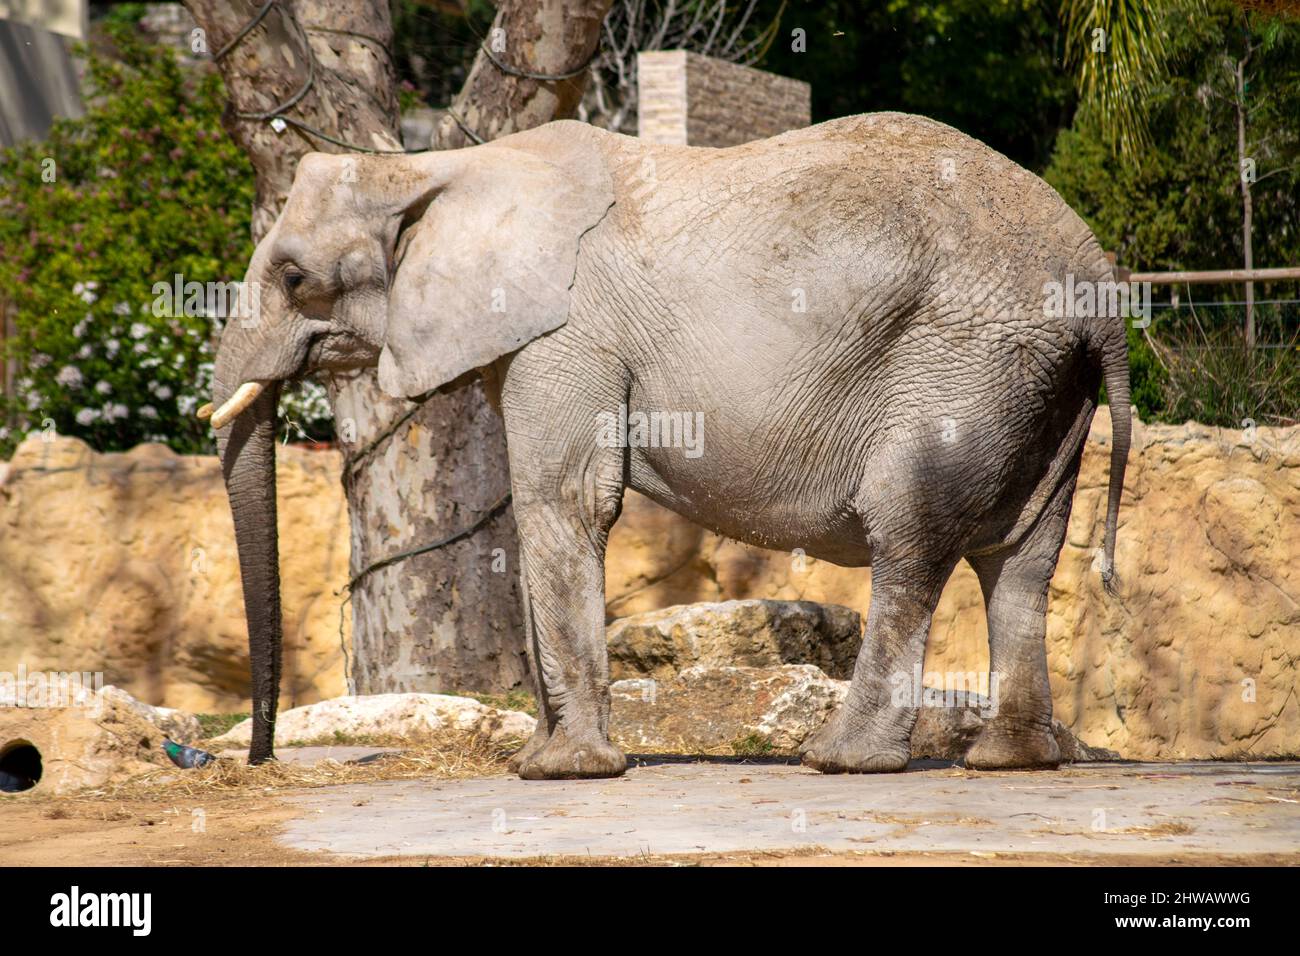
[{"x1": 1062, "y1": 0, "x2": 1203, "y2": 160}]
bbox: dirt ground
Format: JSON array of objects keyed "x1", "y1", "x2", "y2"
[
  {"x1": 4, "y1": 793, "x2": 1298, "y2": 867},
  {"x1": 3, "y1": 749, "x2": 1298, "y2": 866}
]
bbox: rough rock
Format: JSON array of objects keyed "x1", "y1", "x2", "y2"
[
  {"x1": 611, "y1": 665, "x2": 839, "y2": 752},
  {"x1": 208, "y1": 693, "x2": 536, "y2": 748},
  {"x1": 101, "y1": 685, "x2": 204, "y2": 744},
  {"x1": 0, "y1": 688, "x2": 171, "y2": 794},
  {"x1": 609, "y1": 664, "x2": 1115, "y2": 761},
  {"x1": 607, "y1": 599, "x2": 862, "y2": 680},
  {"x1": 606, "y1": 407, "x2": 1299, "y2": 759}
]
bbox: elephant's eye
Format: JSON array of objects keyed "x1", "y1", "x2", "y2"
[{"x1": 283, "y1": 269, "x2": 306, "y2": 295}]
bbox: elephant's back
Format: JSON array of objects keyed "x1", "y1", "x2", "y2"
[{"x1": 603, "y1": 111, "x2": 1107, "y2": 293}]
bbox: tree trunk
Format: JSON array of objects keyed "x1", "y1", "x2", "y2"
[{"x1": 185, "y1": 0, "x2": 611, "y2": 700}]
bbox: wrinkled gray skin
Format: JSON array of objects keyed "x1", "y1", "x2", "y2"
[{"x1": 210, "y1": 114, "x2": 1129, "y2": 778}]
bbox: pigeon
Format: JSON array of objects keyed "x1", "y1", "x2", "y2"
[{"x1": 162, "y1": 738, "x2": 218, "y2": 769}]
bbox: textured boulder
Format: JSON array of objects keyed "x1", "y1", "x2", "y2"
[
  {"x1": 208, "y1": 693, "x2": 536, "y2": 748},
  {"x1": 607, "y1": 599, "x2": 862, "y2": 680},
  {"x1": 608, "y1": 664, "x2": 1116, "y2": 761},
  {"x1": 611, "y1": 665, "x2": 840, "y2": 752},
  {"x1": 0, "y1": 688, "x2": 171, "y2": 794},
  {"x1": 101, "y1": 685, "x2": 204, "y2": 744}
]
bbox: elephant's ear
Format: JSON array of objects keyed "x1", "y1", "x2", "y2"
[{"x1": 378, "y1": 129, "x2": 615, "y2": 398}]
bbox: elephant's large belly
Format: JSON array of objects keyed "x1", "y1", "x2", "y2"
[{"x1": 624, "y1": 425, "x2": 874, "y2": 568}]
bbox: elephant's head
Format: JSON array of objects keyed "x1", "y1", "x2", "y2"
[{"x1": 205, "y1": 124, "x2": 614, "y2": 763}]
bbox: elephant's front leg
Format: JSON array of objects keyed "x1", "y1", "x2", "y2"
[
  {"x1": 505, "y1": 548, "x2": 555, "y2": 773},
  {"x1": 508, "y1": 452, "x2": 627, "y2": 780}
]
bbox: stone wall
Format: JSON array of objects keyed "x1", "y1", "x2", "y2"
[
  {"x1": 1, "y1": 407, "x2": 1296, "y2": 758},
  {"x1": 637, "y1": 50, "x2": 811, "y2": 147},
  {"x1": 0, "y1": 437, "x2": 349, "y2": 714}
]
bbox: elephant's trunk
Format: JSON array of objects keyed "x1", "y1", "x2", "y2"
[{"x1": 214, "y1": 350, "x2": 283, "y2": 765}]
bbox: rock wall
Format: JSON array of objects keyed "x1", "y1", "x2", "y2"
[
  {"x1": 1, "y1": 407, "x2": 1296, "y2": 758},
  {"x1": 0, "y1": 437, "x2": 349, "y2": 714}
]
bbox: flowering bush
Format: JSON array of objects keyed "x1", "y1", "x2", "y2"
[{"x1": 0, "y1": 25, "x2": 333, "y2": 456}]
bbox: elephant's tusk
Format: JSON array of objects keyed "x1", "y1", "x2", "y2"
[
  {"x1": 209, "y1": 382, "x2": 265, "y2": 429},
  {"x1": 196, "y1": 403, "x2": 213, "y2": 420}
]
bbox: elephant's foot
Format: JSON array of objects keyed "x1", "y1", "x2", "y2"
[
  {"x1": 506, "y1": 720, "x2": 549, "y2": 774},
  {"x1": 964, "y1": 718, "x2": 1060, "y2": 770},
  {"x1": 798, "y1": 712, "x2": 910, "y2": 774},
  {"x1": 516, "y1": 726, "x2": 627, "y2": 780}
]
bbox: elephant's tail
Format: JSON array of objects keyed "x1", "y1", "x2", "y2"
[{"x1": 1094, "y1": 318, "x2": 1131, "y2": 597}]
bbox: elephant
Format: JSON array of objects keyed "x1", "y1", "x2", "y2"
[{"x1": 202, "y1": 112, "x2": 1130, "y2": 779}]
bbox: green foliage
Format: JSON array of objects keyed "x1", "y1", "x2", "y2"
[
  {"x1": 1046, "y1": 4, "x2": 1300, "y2": 272},
  {"x1": 1156, "y1": 306, "x2": 1299, "y2": 427},
  {"x1": 391, "y1": 0, "x2": 498, "y2": 109},
  {"x1": 731, "y1": 732, "x2": 775, "y2": 756},
  {"x1": 1061, "y1": 0, "x2": 1202, "y2": 160},
  {"x1": 0, "y1": 25, "x2": 254, "y2": 456},
  {"x1": 196, "y1": 712, "x2": 250, "y2": 741},
  {"x1": 0, "y1": 24, "x2": 336, "y2": 456},
  {"x1": 757, "y1": 0, "x2": 1076, "y2": 171},
  {"x1": 1125, "y1": 322, "x2": 1169, "y2": 421},
  {"x1": 1046, "y1": 2, "x2": 1300, "y2": 423}
]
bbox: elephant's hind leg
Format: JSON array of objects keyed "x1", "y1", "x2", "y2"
[
  {"x1": 963, "y1": 475, "x2": 1079, "y2": 770},
  {"x1": 801, "y1": 555, "x2": 954, "y2": 773}
]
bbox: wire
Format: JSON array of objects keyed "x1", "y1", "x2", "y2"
[
  {"x1": 477, "y1": 40, "x2": 597, "y2": 81},
  {"x1": 340, "y1": 492, "x2": 514, "y2": 594},
  {"x1": 215, "y1": 1, "x2": 430, "y2": 153},
  {"x1": 213, "y1": 0, "x2": 277, "y2": 62}
]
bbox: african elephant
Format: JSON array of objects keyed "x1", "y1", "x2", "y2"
[{"x1": 203, "y1": 113, "x2": 1129, "y2": 779}]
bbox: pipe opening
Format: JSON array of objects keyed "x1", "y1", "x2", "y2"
[{"x1": 0, "y1": 740, "x2": 42, "y2": 793}]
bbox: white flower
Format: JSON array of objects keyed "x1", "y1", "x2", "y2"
[
  {"x1": 29, "y1": 353, "x2": 51, "y2": 368},
  {"x1": 139, "y1": 405, "x2": 158, "y2": 420},
  {"x1": 129, "y1": 322, "x2": 149, "y2": 340},
  {"x1": 113, "y1": 302, "x2": 131, "y2": 317},
  {"x1": 55, "y1": 365, "x2": 83, "y2": 389},
  {"x1": 133, "y1": 341, "x2": 148, "y2": 354},
  {"x1": 106, "y1": 339, "x2": 120, "y2": 357},
  {"x1": 177, "y1": 395, "x2": 197, "y2": 416},
  {"x1": 75, "y1": 408, "x2": 99, "y2": 426},
  {"x1": 105, "y1": 403, "x2": 128, "y2": 421},
  {"x1": 153, "y1": 384, "x2": 172, "y2": 400},
  {"x1": 76, "y1": 344, "x2": 93, "y2": 359},
  {"x1": 73, "y1": 314, "x2": 91, "y2": 338},
  {"x1": 95, "y1": 380, "x2": 112, "y2": 395}
]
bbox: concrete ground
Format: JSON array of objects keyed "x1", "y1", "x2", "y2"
[{"x1": 279, "y1": 758, "x2": 1300, "y2": 861}]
